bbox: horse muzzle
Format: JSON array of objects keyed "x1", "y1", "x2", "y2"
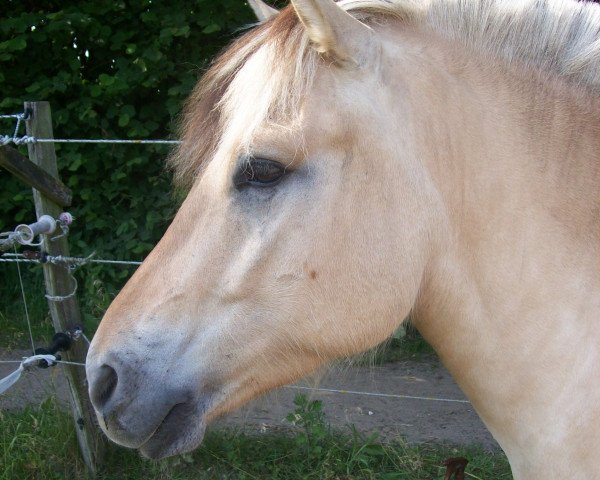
[{"x1": 86, "y1": 348, "x2": 209, "y2": 459}]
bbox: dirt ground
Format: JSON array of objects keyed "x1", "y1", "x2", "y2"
[{"x1": 0, "y1": 349, "x2": 498, "y2": 450}]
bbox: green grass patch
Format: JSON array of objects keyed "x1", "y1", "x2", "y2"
[{"x1": 0, "y1": 395, "x2": 512, "y2": 480}]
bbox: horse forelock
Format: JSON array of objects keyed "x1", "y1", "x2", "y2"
[
  {"x1": 168, "y1": 6, "x2": 312, "y2": 190},
  {"x1": 168, "y1": 0, "x2": 600, "y2": 189}
]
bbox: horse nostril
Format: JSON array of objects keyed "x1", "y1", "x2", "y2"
[{"x1": 90, "y1": 364, "x2": 118, "y2": 409}]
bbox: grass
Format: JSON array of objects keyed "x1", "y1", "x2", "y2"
[{"x1": 0, "y1": 395, "x2": 513, "y2": 480}]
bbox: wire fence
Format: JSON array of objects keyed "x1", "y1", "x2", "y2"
[
  {"x1": 4, "y1": 137, "x2": 182, "y2": 146},
  {"x1": 0, "y1": 110, "x2": 182, "y2": 146},
  {"x1": 0, "y1": 252, "x2": 142, "y2": 266}
]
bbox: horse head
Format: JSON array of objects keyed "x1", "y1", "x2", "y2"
[{"x1": 86, "y1": 0, "x2": 439, "y2": 459}]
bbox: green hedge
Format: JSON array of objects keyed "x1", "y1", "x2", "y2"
[{"x1": 0, "y1": 1, "x2": 266, "y2": 324}]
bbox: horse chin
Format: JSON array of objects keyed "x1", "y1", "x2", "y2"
[{"x1": 138, "y1": 402, "x2": 207, "y2": 460}]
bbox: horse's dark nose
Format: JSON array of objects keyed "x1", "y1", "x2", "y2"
[
  {"x1": 89, "y1": 364, "x2": 118, "y2": 411},
  {"x1": 86, "y1": 330, "x2": 208, "y2": 458},
  {"x1": 86, "y1": 353, "x2": 155, "y2": 448}
]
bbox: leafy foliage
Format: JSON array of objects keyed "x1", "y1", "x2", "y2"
[
  {"x1": 286, "y1": 394, "x2": 329, "y2": 461},
  {"x1": 0, "y1": 1, "x2": 257, "y2": 327}
]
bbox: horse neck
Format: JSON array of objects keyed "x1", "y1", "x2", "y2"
[
  {"x1": 404, "y1": 34, "x2": 600, "y2": 243},
  {"x1": 399, "y1": 30, "x2": 600, "y2": 477}
]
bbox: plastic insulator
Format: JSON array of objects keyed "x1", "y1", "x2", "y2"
[
  {"x1": 48, "y1": 332, "x2": 72, "y2": 353},
  {"x1": 33, "y1": 332, "x2": 72, "y2": 368},
  {"x1": 58, "y1": 212, "x2": 74, "y2": 225},
  {"x1": 33, "y1": 348, "x2": 60, "y2": 368}
]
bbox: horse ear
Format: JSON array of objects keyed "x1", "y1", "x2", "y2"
[
  {"x1": 248, "y1": 0, "x2": 279, "y2": 22},
  {"x1": 291, "y1": 0, "x2": 374, "y2": 67}
]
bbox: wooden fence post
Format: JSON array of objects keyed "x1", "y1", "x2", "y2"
[{"x1": 24, "y1": 101, "x2": 105, "y2": 475}]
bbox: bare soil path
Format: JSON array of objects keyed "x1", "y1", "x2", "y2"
[{"x1": 1, "y1": 350, "x2": 498, "y2": 450}]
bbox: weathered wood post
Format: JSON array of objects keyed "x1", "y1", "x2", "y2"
[{"x1": 24, "y1": 101, "x2": 105, "y2": 474}]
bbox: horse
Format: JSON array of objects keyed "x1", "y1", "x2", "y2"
[{"x1": 85, "y1": 1, "x2": 600, "y2": 478}]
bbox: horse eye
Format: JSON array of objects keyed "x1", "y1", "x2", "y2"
[{"x1": 236, "y1": 158, "x2": 285, "y2": 187}]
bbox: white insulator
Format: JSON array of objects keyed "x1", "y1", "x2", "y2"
[
  {"x1": 15, "y1": 215, "x2": 57, "y2": 244},
  {"x1": 58, "y1": 212, "x2": 74, "y2": 225}
]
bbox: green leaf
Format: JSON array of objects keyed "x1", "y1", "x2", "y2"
[
  {"x1": 98, "y1": 73, "x2": 115, "y2": 86},
  {"x1": 90, "y1": 85, "x2": 102, "y2": 97},
  {"x1": 202, "y1": 23, "x2": 221, "y2": 34},
  {"x1": 143, "y1": 48, "x2": 163, "y2": 61},
  {"x1": 118, "y1": 113, "x2": 130, "y2": 127},
  {"x1": 0, "y1": 37, "x2": 26, "y2": 52},
  {"x1": 174, "y1": 25, "x2": 190, "y2": 37},
  {"x1": 68, "y1": 154, "x2": 83, "y2": 171}
]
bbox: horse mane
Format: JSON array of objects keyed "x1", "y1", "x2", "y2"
[{"x1": 169, "y1": 0, "x2": 600, "y2": 189}]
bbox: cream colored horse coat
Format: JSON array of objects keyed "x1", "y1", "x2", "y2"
[{"x1": 87, "y1": 1, "x2": 600, "y2": 478}]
